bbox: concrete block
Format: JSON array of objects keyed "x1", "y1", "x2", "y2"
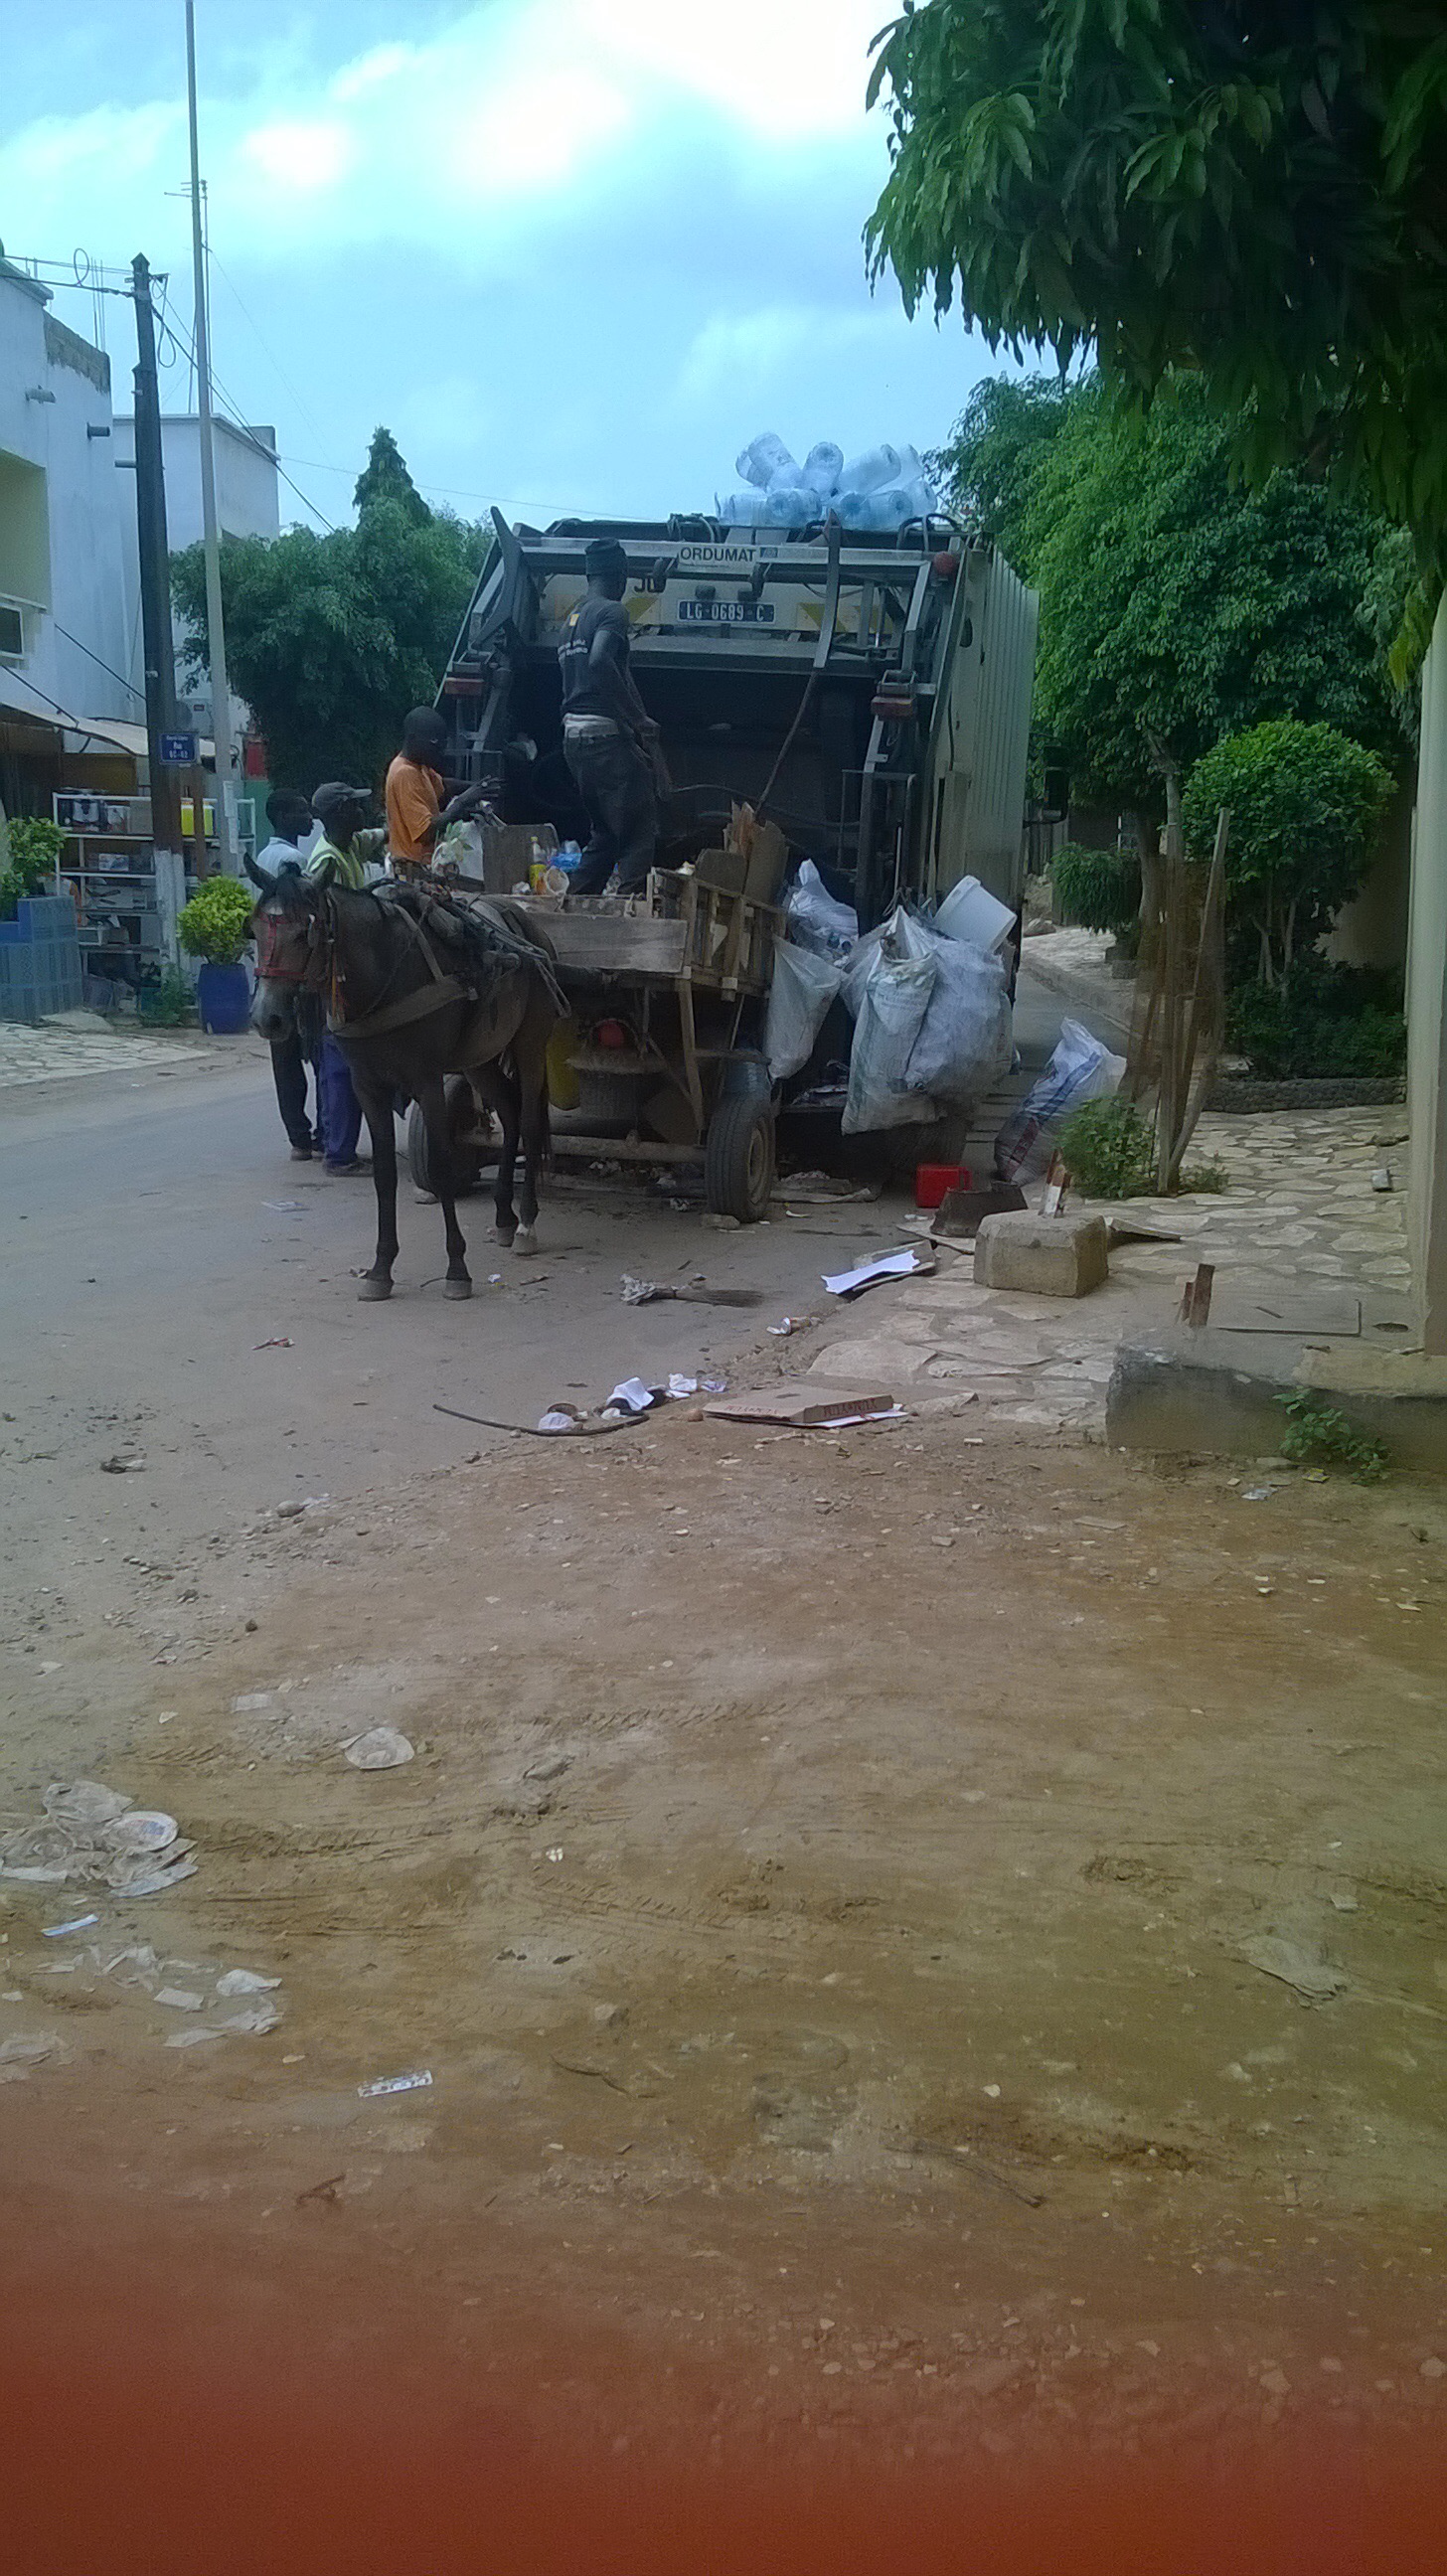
[
  {"x1": 974, "y1": 1210, "x2": 1109, "y2": 1298},
  {"x1": 1108, "y1": 1333, "x2": 1447, "y2": 1472}
]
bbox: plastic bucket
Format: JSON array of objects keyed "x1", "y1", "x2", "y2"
[
  {"x1": 196, "y1": 961, "x2": 251, "y2": 1033},
  {"x1": 915, "y1": 1161, "x2": 968, "y2": 1210},
  {"x1": 934, "y1": 876, "x2": 1016, "y2": 956}
]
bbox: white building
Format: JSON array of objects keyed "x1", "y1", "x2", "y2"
[
  {"x1": 0, "y1": 253, "x2": 135, "y2": 760},
  {"x1": 112, "y1": 410, "x2": 279, "y2": 740}
]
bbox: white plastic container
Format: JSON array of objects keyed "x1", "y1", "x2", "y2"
[
  {"x1": 934, "y1": 874, "x2": 1017, "y2": 956},
  {"x1": 735, "y1": 431, "x2": 796, "y2": 489}
]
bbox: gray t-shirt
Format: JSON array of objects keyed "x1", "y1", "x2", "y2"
[{"x1": 559, "y1": 595, "x2": 632, "y2": 723}]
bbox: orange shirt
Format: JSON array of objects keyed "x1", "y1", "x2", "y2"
[{"x1": 386, "y1": 755, "x2": 445, "y2": 864}]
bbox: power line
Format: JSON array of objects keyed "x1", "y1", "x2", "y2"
[{"x1": 49, "y1": 621, "x2": 146, "y2": 705}]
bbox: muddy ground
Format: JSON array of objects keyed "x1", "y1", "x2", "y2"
[{"x1": 1, "y1": 1043, "x2": 1444, "y2": 2565}]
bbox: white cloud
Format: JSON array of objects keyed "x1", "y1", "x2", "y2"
[
  {"x1": 0, "y1": 1, "x2": 889, "y2": 262},
  {"x1": 674, "y1": 303, "x2": 895, "y2": 408}
]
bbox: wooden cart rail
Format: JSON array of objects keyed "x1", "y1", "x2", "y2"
[{"x1": 513, "y1": 871, "x2": 778, "y2": 1000}]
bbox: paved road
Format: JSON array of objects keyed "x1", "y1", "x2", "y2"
[{"x1": 0, "y1": 1046, "x2": 927, "y2": 1555}]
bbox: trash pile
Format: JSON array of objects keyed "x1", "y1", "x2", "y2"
[
  {"x1": 765, "y1": 862, "x2": 1016, "y2": 1134},
  {"x1": 718, "y1": 431, "x2": 940, "y2": 533},
  {"x1": 0, "y1": 1778, "x2": 198, "y2": 1900},
  {"x1": 538, "y1": 1365, "x2": 727, "y2": 1435}
]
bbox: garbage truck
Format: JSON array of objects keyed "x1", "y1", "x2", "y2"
[
  {"x1": 422, "y1": 505, "x2": 1039, "y2": 1208},
  {"x1": 435, "y1": 506, "x2": 1038, "y2": 931}
]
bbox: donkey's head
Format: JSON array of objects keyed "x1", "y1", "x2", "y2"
[{"x1": 248, "y1": 858, "x2": 331, "y2": 1042}]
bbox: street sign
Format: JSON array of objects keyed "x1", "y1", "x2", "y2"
[{"x1": 160, "y1": 731, "x2": 198, "y2": 765}]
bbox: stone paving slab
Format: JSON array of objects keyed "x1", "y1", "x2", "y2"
[
  {"x1": 0, "y1": 1018, "x2": 209, "y2": 1090},
  {"x1": 802, "y1": 1106, "x2": 1415, "y2": 1440}
]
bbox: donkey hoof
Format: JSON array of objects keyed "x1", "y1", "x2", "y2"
[
  {"x1": 513, "y1": 1226, "x2": 539, "y2": 1258},
  {"x1": 357, "y1": 1275, "x2": 394, "y2": 1302},
  {"x1": 494, "y1": 1224, "x2": 517, "y2": 1247},
  {"x1": 443, "y1": 1275, "x2": 473, "y2": 1301}
]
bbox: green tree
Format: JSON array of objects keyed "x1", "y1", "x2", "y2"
[
  {"x1": 930, "y1": 372, "x2": 1076, "y2": 564},
  {"x1": 354, "y1": 425, "x2": 430, "y2": 526},
  {"x1": 962, "y1": 372, "x2": 1407, "y2": 818},
  {"x1": 867, "y1": 1, "x2": 1447, "y2": 654},
  {"x1": 1183, "y1": 717, "x2": 1393, "y2": 987},
  {"x1": 172, "y1": 440, "x2": 486, "y2": 790}
]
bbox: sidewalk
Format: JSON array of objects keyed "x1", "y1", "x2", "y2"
[
  {"x1": 802, "y1": 1103, "x2": 1412, "y2": 1437},
  {"x1": 0, "y1": 1011, "x2": 226, "y2": 1093}
]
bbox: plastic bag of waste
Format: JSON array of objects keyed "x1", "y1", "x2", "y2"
[
  {"x1": 765, "y1": 939, "x2": 844, "y2": 1080},
  {"x1": 784, "y1": 860, "x2": 858, "y2": 961},
  {"x1": 843, "y1": 924, "x2": 938, "y2": 1133},
  {"x1": 736, "y1": 431, "x2": 796, "y2": 489},
  {"x1": 892, "y1": 910, "x2": 1013, "y2": 1105},
  {"x1": 994, "y1": 1017, "x2": 1126, "y2": 1183}
]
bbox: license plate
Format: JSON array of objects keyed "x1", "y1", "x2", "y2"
[{"x1": 676, "y1": 600, "x2": 776, "y2": 624}]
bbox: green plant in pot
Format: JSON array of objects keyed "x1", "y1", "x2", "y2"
[
  {"x1": 0, "y1": 814, "x2": 66, "y2": 921},
  {"x1": 177, "y1": 876, "x2": 256, "y2": 1033}
]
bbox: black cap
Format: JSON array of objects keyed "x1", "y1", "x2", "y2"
[{"x1": 311, "y1": 781, "x2": 372, "y2": 828}]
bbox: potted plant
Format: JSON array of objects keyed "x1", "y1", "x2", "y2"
[{"x1": 177, "y1": 877, "x2": 256, "y2": 1033}]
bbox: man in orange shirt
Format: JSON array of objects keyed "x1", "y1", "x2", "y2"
[{"x1": 385, "y1": 707, "x2": 487, "y2": 878}]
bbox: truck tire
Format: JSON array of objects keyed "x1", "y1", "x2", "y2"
[
  {"x1": 705, "y1": 1091, "x2": 775, "y2": 1222},
  {"x1": 407, "y1": 1077, "x2": 486, "y2": 1198}
]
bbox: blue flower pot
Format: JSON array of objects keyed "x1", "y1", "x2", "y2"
[{"x1": 196, "y1": 960, "x2": 251, "y2": 1034}]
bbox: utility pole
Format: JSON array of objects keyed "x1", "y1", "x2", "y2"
[
  {"x1": 185, "y1": 0, "x2": 238, "y2": 875},
  {"x1": 130, "y1": 252, "x2": 186, "y2": 959}
]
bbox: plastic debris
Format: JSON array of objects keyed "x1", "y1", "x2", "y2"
[
  {"x1": 667, "y1": 1373, "x2": 698, "y2": 1399},
  {"x1": 358, "y1": 2070, "x2": 433, "y2": 2099},
  {"x1": 823, "y1": 1247, "x2": 933, "y2": 1298},
  {"x1": 154, "y1": 1986, "x2": 206, "y2": 2012},
  {"x1": 344, "y1": 1727, "x2": 414, "y2": 1771},
  {"x1": 107, "y1": 1855, "x2": 199, "y2": 1898},
  {"x1": 606, "y1": 1377, "x2": 657, "y2": 1415},
  {"x1": 165, "y1": 2025, "x2": 226, "y2": 2048},
  {"x1": 253, "y1": 1337, "x2": 293, "y2": 1350},
  {"x1": 216, "y1": 1969, "x2": 281, "y2": 1997},
  {"x1": 221, "y1": 2005, "x2": 281, "y2": 2035},
  {"x1": 768, "y1": 1318, "x2": 801, "y2": 1337},
  {"x1": 42, "y1": 1914, "x2": 99, "y2": 1938},
  {"x1": 44, "y1": 1780, "x2": 130, "y2": 1829},
  {"x1": 100, "y1": 1811, "x2": 179, "y2": 1856},
  {"x1": 538, "y1": 1408, "x2": 578, "y2": 1434},
  {"x1": 1240, "y1": 1936, "x2": 1345, "y2": 2001},
  {"x1": 546, "y1": 1847, "x2": 564, "y2": 1863},
  {"x1": 232, "y1": 1692, "x2": 273, "y2": 1712},
  {"x1": 99, "y1": 1454, "x2": 146, "y2": 1474}
]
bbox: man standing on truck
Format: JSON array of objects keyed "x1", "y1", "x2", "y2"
[
  {"x1": 386, "y1": 707, "x2": 490, "y2": 880},
  {"x1": 558, "y1": 538, "x2": 661, "y2": 898}
]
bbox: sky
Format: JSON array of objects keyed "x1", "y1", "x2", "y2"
[{"x1": 0, "y1": 0, "x2": 1005, "y2": 533}]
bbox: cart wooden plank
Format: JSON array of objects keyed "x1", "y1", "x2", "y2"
[{"x1": 526, "y1": 909, "x2": 690, "y2": 978}]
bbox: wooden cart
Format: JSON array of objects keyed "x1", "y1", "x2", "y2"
[{"x1": 406, "y1": 869, "x2": 781, "y2": 1221}]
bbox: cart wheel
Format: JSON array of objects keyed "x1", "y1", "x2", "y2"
[
  {"x1": 407, "y1": 1077, "x2": 486, "y2": 1197},
  {"x1": 705, "y1": 1091, "x2": 775, "y2": 1222}
]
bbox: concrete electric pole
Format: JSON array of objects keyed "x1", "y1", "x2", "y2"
[
  {"x1": 129, "y1": 251, "x2": 186, "y2": 958},
  {"x1": 185, "y1": 0, "x2": 239, "y2": 876}
]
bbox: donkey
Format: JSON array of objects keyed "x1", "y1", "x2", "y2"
[{"x1": 250, "y1": 862, "x2": 562, "y2": 1301}]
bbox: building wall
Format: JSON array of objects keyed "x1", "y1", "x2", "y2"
[
  {"x1": 0, "y1": 261, "x2": 134, "y2": 740},
  {"x1": 1406, "y1": 599, "x2": 1447, "y2": 1354},
  {"x1": 111, "y1": 412, "x2": 278, "y2": 738}
]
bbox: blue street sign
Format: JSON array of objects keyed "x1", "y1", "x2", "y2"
[{"x1": 160, "y1": 731, "x2": 198, "y2": 765}]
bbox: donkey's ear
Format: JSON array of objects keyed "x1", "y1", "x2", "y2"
[{"x1": 244, "y1": 855, "x2": 276, "y2": 892}]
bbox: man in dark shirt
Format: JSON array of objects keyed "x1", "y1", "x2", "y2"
[{"x1": 558, "y1": 537, "x2": 660, "y2": 898}]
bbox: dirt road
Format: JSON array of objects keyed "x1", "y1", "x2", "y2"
[{"x1": 1, "y1": 1039, "x2": 1444, "y2": 2569}]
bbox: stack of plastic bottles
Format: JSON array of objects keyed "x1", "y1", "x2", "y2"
[{"x1": 717, "y1": 431, "x2": 939, "y2": 533}]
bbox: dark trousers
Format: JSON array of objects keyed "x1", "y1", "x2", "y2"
[
  {"x1": 563, "y1": 728, "x2": 657, "y2": 897},
  {"x1": 269, "y1": 1031, "x2": 315, "y2": 1151},
  {"x1": 318, "y1": 1033, "x2": 363, "y2": 1167}
]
